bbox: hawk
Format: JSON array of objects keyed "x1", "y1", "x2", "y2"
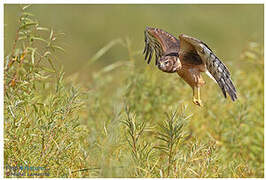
[{"x1": 143, "y1": 27, "x2": 237, "y2": 106}]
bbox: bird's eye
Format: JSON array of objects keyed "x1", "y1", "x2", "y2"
[{"x1": 165, "y1": 61, "x2": 169, "y2": 65}]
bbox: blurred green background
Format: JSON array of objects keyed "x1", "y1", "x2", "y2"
[
  {"x1": 4, "y1": 4, "x2": 263, "y2": 76},
  {"x1": 4, "y1": 4, "x2": 264, "y2": 177}
]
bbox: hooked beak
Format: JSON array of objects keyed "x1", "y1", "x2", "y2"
[{"x1": 158, "y1": 62, "x2": 164, "y2": 69}]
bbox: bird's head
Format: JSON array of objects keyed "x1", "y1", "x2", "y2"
[{"x1": 158, "y1": 55, "x2": 181, "y2": 73}]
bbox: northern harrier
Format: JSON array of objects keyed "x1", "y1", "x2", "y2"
[{"x1": 143, "y1": 27, "x2": 237, "y2": 106}]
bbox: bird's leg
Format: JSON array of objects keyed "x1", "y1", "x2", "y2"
[
  {"x1": 197, "y1": 87, "x2": 203, "y2": 107},
  {"x1": 192, "y1": 87, "x2": 203, "y2": 107}
]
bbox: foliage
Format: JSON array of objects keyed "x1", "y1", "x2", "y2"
[
  {"x1": 155, "y1": 109, "x2": 188, "y2": 177},
  {"x1": 4, "y1": 6, "x2": 88, "y2": 177},
  {"x1": 4, "y1": 5, "x2": 264, "y2": 178}
]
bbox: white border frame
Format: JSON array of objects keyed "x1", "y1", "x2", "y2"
[{"x1": 0, "y1": 1, "x2": 265, "y2": 179}]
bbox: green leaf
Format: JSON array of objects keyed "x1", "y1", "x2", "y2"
[
  {"x1": 88, "y1": 38, "x2": 123, "y2": 65},
  {"x1": 21, "y1": 12, "x2": 34, "y2": 17},
  {"x1": 47, "y1": 58, "x2": 56, "y2": 72},
  {"x1": 18, "y1": 36, "x2": 27, "y2": 41},
  {"x1": 49, "y1": 29, "x2": 54, "y2": 40},
  {"x1": 22, "y1": 5, "x2": 32, "y2": 11},
  {"x1": 19, "y1": 22, "x2": 38, "y2": 30},
  {"x1": 37, "y1": 27, "x2": 49, "y2": 32},
  {"x1": 52, "y1": 45, "x2": 65, "y2": 53},
  {"x1": 31, "y1": 37, "x2": 48, "y2": 43},
  {"x1": 31, "y1": 48, "x2": 36, "y2": 64},
  {"x1": 157, "y1": 136, "x2": 169, "y2": 143}
]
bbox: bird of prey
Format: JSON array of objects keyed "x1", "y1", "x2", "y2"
[{"x1": 143, "y1": 27, "x2": 237, "y2": 106}]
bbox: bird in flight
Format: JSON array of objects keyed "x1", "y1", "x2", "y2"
[{"x1": 143, "y1": 27, "x2": 237, "y2": 106}]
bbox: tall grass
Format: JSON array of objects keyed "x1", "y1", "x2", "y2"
[{"x1": 4, "y1": 6, "x2": 264, "y2": 178}]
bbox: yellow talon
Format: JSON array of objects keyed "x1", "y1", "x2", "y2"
[
  {"x1": 193, "y1": 98, "x2": 203, "y2": 107},
  {"x1": 192, "y1": 87, "x2": 203, "y2": 107}
]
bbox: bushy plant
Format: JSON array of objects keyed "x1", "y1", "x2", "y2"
[
  {"x1": 4, "y1": 5, "x2": 264, "y2": 178},
  {"x1": 4, "y1": 6, "x2": 89, "y2": 177}
]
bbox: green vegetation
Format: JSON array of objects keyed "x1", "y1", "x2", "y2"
[{"x1": 4, "y1": 5, "x2": 263, "y2": 178}]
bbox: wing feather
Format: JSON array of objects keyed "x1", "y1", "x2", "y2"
[
  {"x1": 179, "y1": 34, "x2": 203, "y2": 65},
  {"x1": 143, "y1": 27, "x2": 180, "y2": 65},
  {"x1": 179, "y1": 34, "x2": 237, "y2": 101},
  {"x1": 201, "y1": 45, "x2": 237, "y2": 101}
]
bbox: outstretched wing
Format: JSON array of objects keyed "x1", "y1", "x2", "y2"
[
  {"x1": 178, "y1": 34, "x2": 204, "y2": 65},
  {"x1": 143, "y1": 27, "x2": 180, "y2": 65},
  {"x1": 179, "y1": 34, "x2": 237, "y2": 101}
]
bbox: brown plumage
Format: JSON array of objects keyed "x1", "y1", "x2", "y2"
[{"x1": 143, "y1": 27, "x2": 237, "y2": 106}]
